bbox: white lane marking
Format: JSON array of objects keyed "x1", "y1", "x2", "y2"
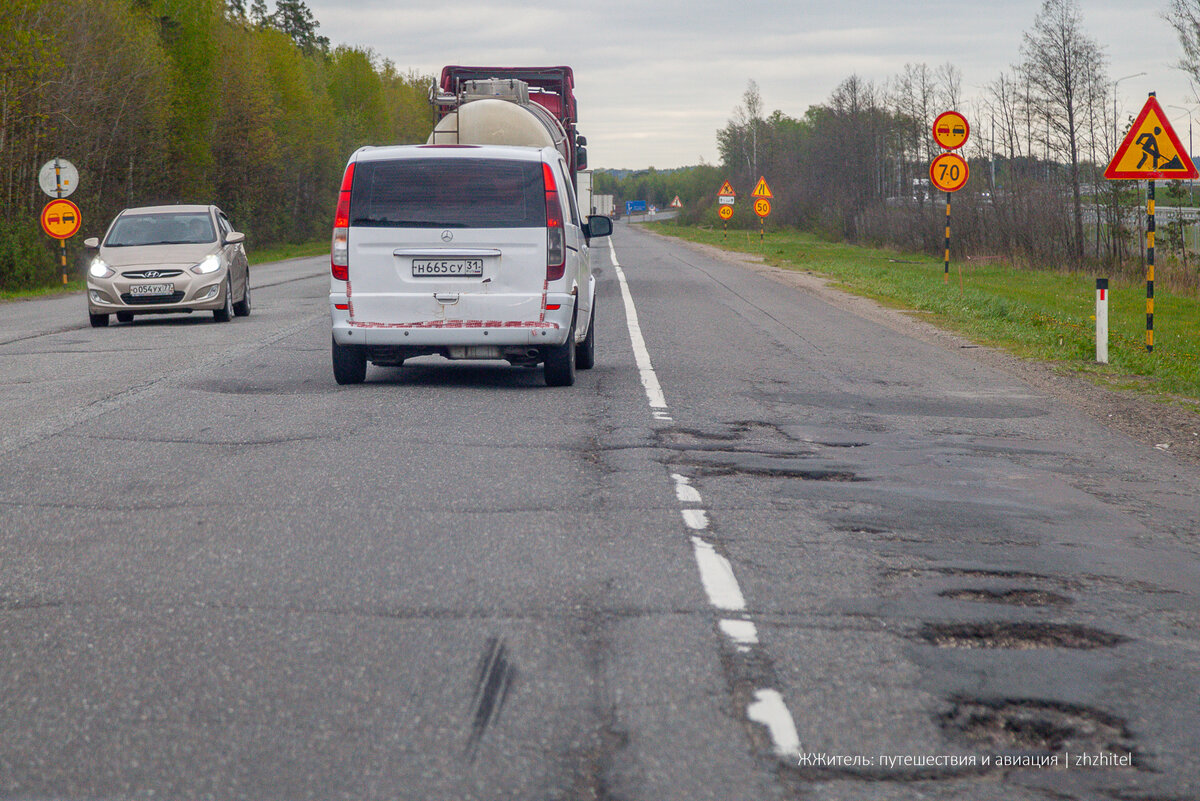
[
  {"x1": 719, "y1": 619, "x2": 759, "y2": 652},
  {"x1": 610, "y1": 234, "x2": 800, "y2": 762},
  {"x1": 747, "y1": 689, "x2": 802, "y2": 758},
  {"x1": 671, "y1": 473, "x2": 703, "y2": 504},
  {"x1": 690, "y1": 536, "x2": 746, "y2": 611},
  {"x1": 610, "y1": 238, "x2": 670, "y2": 418}
]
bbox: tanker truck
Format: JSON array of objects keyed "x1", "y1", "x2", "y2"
[
  {"x1": 429, "y1": 66, "x2": 587, "y2": 181},
  {"x1": 329, "y1": 65, "x2": 612, "y2": 387}
]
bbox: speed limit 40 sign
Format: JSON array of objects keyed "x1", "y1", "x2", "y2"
[{"x1": 930, "y1": 152, "x2": 969, "y2": 192}]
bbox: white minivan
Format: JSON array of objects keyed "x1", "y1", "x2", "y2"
[{"x1": 329, "y1": 144, "x2": 612, "y2": 386}]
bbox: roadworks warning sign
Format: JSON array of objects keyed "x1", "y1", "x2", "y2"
[{"x1": 1106, "y1": 95, "x2": 1199, "y2": 180}]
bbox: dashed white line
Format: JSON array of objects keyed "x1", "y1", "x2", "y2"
[
  {"x1": 670, "y1": 473, "x2": 703, "y2": 504},
  {"x1": 611, "y1": 234, "x2": 802, "y2": 762},
  {"x1": 719, "y1": 619, "x2": 759, "y2": 652},
  {"x1": 689, "y1": 536, "x2": 747, "y2": 611},
  {"x1": 747, "y1": 689, "x2": 803, "y2": 759}
]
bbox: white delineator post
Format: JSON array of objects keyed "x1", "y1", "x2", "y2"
[{"x1": 1096, "y1": 278, "x2": 1109, "y2": 364}]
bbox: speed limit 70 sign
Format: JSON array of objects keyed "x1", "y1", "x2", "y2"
[{"x1": 930, "y1": 152, "x2": 969, "y2": 192}]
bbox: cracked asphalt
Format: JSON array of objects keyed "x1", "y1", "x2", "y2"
[{"x1": 0, "y1": 225, "x2": 1197, "y2": 799}]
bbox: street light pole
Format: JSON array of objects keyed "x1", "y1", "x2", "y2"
[
  {"x1": 1112, "y1": 73, "x2": 1147, "y2": 269},
  {"x1": 1168, "y1": 103, "x2": 1196, "y2": 267},
  {"x1": 1113, "y1": 72, "x2": 1148, "y2": 146}
]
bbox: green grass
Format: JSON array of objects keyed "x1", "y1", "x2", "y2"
[
  {"x1": 650, "y1": 223, "x2": 1200, "y2": 404},
  {"x1": 0, "y1": 279, "x2": 87, "y2": 301},
  {"x1": 247, "y1": 239, "x2": 328, "y2": 265},
  {"x1": 1, "y1": 240, "x2": 328, "y2": 301}
]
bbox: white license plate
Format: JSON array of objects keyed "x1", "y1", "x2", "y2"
[
  {"x1": 129, "y1": 283, "x2": 175, "y2": 297},
  {"x1": 412, "y1": 258, "x2": 483, "y2": 277}
]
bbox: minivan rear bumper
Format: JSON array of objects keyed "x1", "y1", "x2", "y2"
[{"x1": 330, "y1": 293, "x2": 574, "y2": 347}]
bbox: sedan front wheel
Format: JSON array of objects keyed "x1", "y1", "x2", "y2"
[{"x1": 213, "y1": 276, "x2": 233, "y2": 322}]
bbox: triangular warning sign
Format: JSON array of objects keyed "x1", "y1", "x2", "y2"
[
  {"x1": 1106, "y1": 95, "x2": 1198, "y2": 180},
  {"x1": 751, "y1": 176, "x2": 773, "y2": 198},
  {"x1": 718, "y1": 180, "x2": 736, "y2": 197},
  {"x1": 670, "y1": 195, "x2": 682, "y2": 208}
]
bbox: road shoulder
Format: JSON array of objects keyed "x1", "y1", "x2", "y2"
[{"x1": 655, "y1": 230, "x2": 1200, "y2": 465}]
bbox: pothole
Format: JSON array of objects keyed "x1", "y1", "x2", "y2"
[
  {"x1": 192, "y1": 378, "x2": 338, "y2": 396},
  {"x1": 939, "y1": 588, "x2": 1072, "y2": 607},
  {"x1": 918, "y1": 622, "x2": 1127, "y2": 650},
  {"x1": 692, "y1": 463, "x2": 863, "y2": 481},
  {"x1": 941, "y1": 697, "x2": 1135, "y2": 758}
]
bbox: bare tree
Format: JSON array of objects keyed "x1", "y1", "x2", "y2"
[
  {"x1": 717, "y1": 80, "x2": 764, "y2": 183},
  {"x1": 1020, "y1": 0, "x2": 1107, "y2": 262},
  {"x1": 1165, "y1": 0, "x2": 1200, "y2": 90},
  {"x1": 936, "y1": 62, "x2": 962, "y2": 112}
]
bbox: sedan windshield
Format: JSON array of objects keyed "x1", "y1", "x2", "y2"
[{"x1": 105, "y1": 212, "x2": 216, "y2": 247}]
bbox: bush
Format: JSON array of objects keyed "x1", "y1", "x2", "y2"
[{"x1": 0, "y1": 221, "x2": 59, "y2": 292}]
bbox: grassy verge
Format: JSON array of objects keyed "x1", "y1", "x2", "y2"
[
  {"x1": 248, "y1": 239, "x2": 328, "y2": 265},
  {"x1": 0, "y1": 240, "x2": 328, "y2": 301},
  {"x1": 0, "y1": 279, "x2": 87, "y2": 301},
  {"x1": 649, "y1": 223, "x2": 1200, "y2": 403}
]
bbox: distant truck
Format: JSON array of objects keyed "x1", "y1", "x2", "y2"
[
  {"x1": 431, "y1": 65, "x2": 587, "y2": 181},
  {"x1": 576, "y1": 169, "x2": 593, "y2": 216},
  {"x1": 592, "y1": 194, "x2": 614, "y2": 217}
]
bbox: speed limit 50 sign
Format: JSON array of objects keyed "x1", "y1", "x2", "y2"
[{"x1": 930, "y1": 152, "x2": 969, "y2": 192}]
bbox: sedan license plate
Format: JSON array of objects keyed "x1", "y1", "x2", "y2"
[
  {"x1": 129, "y1": 283, "x2": 175, "y2": 297},
  {"x1": 412, "y1": 258, "x2": 483, "y2": 278}
]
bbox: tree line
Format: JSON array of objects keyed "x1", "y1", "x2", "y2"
[
  {"x1": 1, "y1": 0, "x2": 433, "y2": 290},
  {"x1": 607, "y1": 0, "x2": 1200, "y2": 294}
]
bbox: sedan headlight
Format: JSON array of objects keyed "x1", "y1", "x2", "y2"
[
  {"x1": 88, "y1": 258, "x2": 114, "y2": 279},
  {"x1": 190, "y1": 254, "x2": 221, "y2": 275}
]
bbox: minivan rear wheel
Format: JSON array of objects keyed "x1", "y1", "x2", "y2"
[
  {"x1": 576, "y1": 301, "x2": 596, "y2": 370},
  {"x1": 544, "y1": 314, "x2": 576, "y2": 387},
  {"x1": 332, "y1": 337, "x2": 367, "y2": 384}
]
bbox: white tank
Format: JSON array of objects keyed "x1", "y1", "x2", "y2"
[{"x1": 429, "y1": 98, "x2": 569, "y2": 162}]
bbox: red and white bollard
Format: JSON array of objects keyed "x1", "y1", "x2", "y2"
[{"x1": 1096, "y1": 278, "x2": 1109, "y2": 364}]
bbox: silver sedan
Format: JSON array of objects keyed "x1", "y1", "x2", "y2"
[{"x1": 84, "y1": 204, "x2": 250, "y2": 326}]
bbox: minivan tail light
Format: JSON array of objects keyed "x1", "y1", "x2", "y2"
[
  {"x1": 543, "y1": 162, "x2": 566, "y2": 281},
  {"x1": 331, "y1": 162, "x2": 355, "y2": 281}
]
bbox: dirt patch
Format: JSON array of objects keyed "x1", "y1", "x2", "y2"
[{"x1": 667, "y1": 235, "x2": 1200, "y2": 465}]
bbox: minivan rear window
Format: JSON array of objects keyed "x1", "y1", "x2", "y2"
[{"x1": 350, "y1": 158, "x2": 546, "y2": 228}]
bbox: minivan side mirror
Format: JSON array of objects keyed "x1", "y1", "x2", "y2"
[
  {"x1": 584, "y1": 215, "x2": 612, "y2": 239},
  {"x1": 83, "y1": 237, "x2": 99, "y2": 249}
]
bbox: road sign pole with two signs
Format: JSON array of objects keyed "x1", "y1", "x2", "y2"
[
  {"x1": 752, "y1": 177, "x2": 772, "y2": 245},
  {"x1": 931, "y1": 112, "x2": 970, "y2": 288},
  {"x1": 718, "y1": 180, "x2": 736, "y2": 240},
  {"x1": 1105, "y1": 93, "x2": 1199, "y2": 353},
  {"x1": 38, "y1": 158, "x2": 81, "y2": 284}
]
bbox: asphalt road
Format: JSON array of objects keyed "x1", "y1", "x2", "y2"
[{"x1": 1, "y1": 224, "x2": 1198, "y2": 800}]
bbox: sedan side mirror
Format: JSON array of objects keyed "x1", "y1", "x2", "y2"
[
  {"x1": 224, "y1": 231, "x2": 246, "y2": 245},
  {"x1": 83, "y1": 237, "x2": 99, "y2": 249},
  {"x1": 583, "y1": 215, "x2": 612, "y2": 240}
]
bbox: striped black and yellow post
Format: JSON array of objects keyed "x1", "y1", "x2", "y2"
[
  {"x1": 943, "y1": 193, "x2": 951, "y2": 284},
  {"x1": 1147, "y1": 180, "x2": 1155, "y2": 352}
]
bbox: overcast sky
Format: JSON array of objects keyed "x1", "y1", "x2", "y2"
[{"x1": 306, "y1": 1, "x2": 1197, "y2": 170}]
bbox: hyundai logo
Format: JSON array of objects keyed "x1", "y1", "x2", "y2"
[
  {"x1": 441, "y1": 230, "x2": 454, "y2": 243},
  {"x1": 143, "y1": 270, "x2": 161, "y2": 278}
]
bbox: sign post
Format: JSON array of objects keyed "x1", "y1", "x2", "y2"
[
  {"x1": 1096, "y1": 278, "x2": 1109, "y2": 364},
  {"x1": 1104, "y1": 93, "x2": 1199, "y2": 352},
  {"x1": 751, "y1": 177, "x2": 772, "y2": 244},
  {"x1": 931, "y1": 114, "x2": 970, "y2": 287},
  {"x1": 718, "y1": 180, "x2": 736, "y2": 241},
  {"x1": 39, "y1": 157, "x2": 80, "y2": 284}
]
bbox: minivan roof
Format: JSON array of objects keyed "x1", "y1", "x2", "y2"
[{"x1": 352, "y1": 144, "x2": 556, "y2": 163}]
